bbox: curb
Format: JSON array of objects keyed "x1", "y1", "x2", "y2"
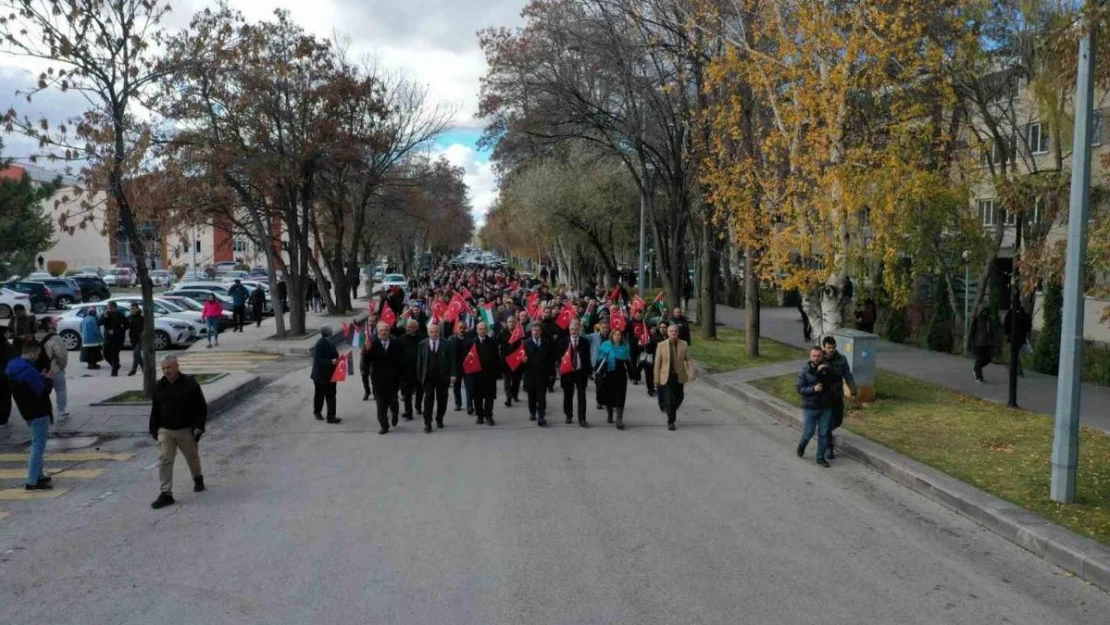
[
  {"x1": 699, "y1": 369, "x2": 1110, "y2": 593},
  {"x1": 250, "y1": 310, "x2": 370, "y2": 357},
  {"x1": 206, "y1": 374, "x2": 264, "y2": 417}
]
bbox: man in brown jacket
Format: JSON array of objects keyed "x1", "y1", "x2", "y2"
[{"x1": 654, "y1": 324, "x2": 692, "y2": 431}]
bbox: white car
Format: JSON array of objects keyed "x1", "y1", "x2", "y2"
[
  {"x1": 149, "y1": 270, "x2": 175, "y2": 287},
  {"x1": 0, "y1": 287, "x2": 32, "y2": 319},
  {"x1": 54, "y1": 304, "x2": 195, "y2": 351},
  {"x1": 102, "y1": 267, "x2": 135, "y2": 287},
  {"x1": 221, "y1": 270, "x2": 251, "y2": 282},
  {"x1": 378, "y1": 273, "x2": 408, "y2": 293},
  {"x1": 106, "y1": 296, "x2": 208, "y2": 337}
]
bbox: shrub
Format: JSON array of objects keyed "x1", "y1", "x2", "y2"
[
  {"x1": 171, "y1": 264, "x2": 187, "y2": 279},
  {"x1": 926, "y1": 275, "x2": 955, "y2": 353},
  {"x1": 781, "y1": 288, "x2": 802, "y2": 308},
  {"x1": 884, "y1": 307, "x2": 910, "y2": 344},
  {"x1": 758, "y1": 288, "x2": 780, "y2": 307},
  {"x1": 1033, "y1": 281, "x2": 1063, "y2": 375},
  {"x1": 46, "y1": 260, "x2": 67, "y2": 276}
]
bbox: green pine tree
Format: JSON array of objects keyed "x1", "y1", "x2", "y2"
[
  {"x1": 926, "y1": 275, "x2": 955, "y2": 353},
  {"x1": 1033, "y1": 281, "x2": 1063, "y2": 375}
]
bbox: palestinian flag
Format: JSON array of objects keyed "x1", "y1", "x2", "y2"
[
  {"x1": 351, "y1": 327, "x2": 364, "y2": 349},
  {"x1": 480, "y1": 302, "x2": 496, "y2": 327},
  {"x1": 653, "y1": 290, "x2": 666, "y2": 313},
  {"x1": 398, "y1": 308, "x2": 412, "y2": 328}
]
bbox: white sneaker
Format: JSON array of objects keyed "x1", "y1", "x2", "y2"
[{"x1": 57, "y1": 412, "x2": 69, "y2": 423}]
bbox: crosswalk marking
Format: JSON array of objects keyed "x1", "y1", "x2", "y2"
[
  {"x1": 0, "y1": 488, "x2": 70, "y2": 500},
  {"x1": 176, "y1": 351, "x2": 283, "y2": 373},
  {"x1": 0, "y1": 469, "x2": 106, "y2": 479},
  {"x1": 0, "y1": 452, "x2": 134, "y2": 463}
]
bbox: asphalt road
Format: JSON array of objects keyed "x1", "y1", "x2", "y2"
[{"x1": 1, "y1": 366, "x2": 1108, "y2": 625}]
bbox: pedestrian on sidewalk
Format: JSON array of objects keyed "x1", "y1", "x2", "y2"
[
  {"x1": 276, "y1": 279, "x2": 288, "y2": 315},
  {"x1": 669, "y1": 308, "x2": 692, "y2": 346},
  {"x1": 416, "y1": 323, "x2": 455, "y2": 433},
  {"x1": 149, "y1": 355, "x2": 207, "y2": 509},
  {"x1": 797, "y1": 301, "x2": 812, "y2": 343},
  {"x1": 971, "y1": 307, "x2": 998, "y2": 383},
  {"x1": 202, "y1": 294, "x2": 222, "y2": 348},
  {"x1": 5, "y1": 340, "x2": 53, "y2": 490},
  {"x1": 597, "y1": 329, "x2": 632, "y2": 430},
  {"x1": 310, "y1": 324, "x2": 341, "y2": 424},
  {"x1": 359, "y1": 327, "x2": 374, "y2": 402},
  {"x1": 523, "y1": 322, "x2": 553, "y2": 426},
  {"x1": 101, "y1": 301, "x2": 126, "y2": 376},
  {"x1": 228, "y1": 279, "x2": 249, "y2": 332},
  {"x1": 249, "y1": 285, "x2": 266, "y2": 328},
  {"x1": 127, "y1": 302, "x2": 144, "y2": 377},
  {"x1": 1003, "y1": 304, "x2": 1033, "y2": 377},
  {"x1": 796, "y1": 347, "x2": 838, "y2": 467},
  {"x1": 654, "y1": 323, "x2": 691, "y2": 431},
  {"x1": 80, "y1": 307, "x2": 103, "y2": 369},
  {"x1": 37, "y1": 318, "x2": 69, "y2": 422},
  {"x1": 367, "y1": 322, "x2": 403, "y2": 434},
  {"x1": 0, "y1": 331, "x2": 11, "y2": 428},
  {"x1": 821, "y1": 336, "x2": 857, "y2": 459}
]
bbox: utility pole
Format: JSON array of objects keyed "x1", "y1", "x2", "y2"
[
  {"x1": 1052, "y1": 9, "x2": 1097, "y2": 503},
  {"x1": 1007, "y1": 216, "x2": 1022, "y2": 408}
]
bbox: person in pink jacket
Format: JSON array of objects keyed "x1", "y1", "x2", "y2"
[{"x1": 201, "y1": 294, "x2": 223, "y2": 348}]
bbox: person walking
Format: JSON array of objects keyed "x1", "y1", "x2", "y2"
[
  {"x1": 500, "y1": 316, "x2": 524, "y2": 408},
  {"x1": 249, "y1": 285, "x2": 266, "y2": 329},
  {"x1": 1003, "y1": 303, "x2": 1033, "y2": 377},
  {"x1": 359, "y1": 329, "x2": 373, "y2": 402},
  {"x1": 202, "y1": 294, "x2": 222, "y2": 348},
  {"x1": 7, "y1": 303, "x2": 36, "y2": 354},
  {"x1": 471, "y1": 321, "x2": 502, "y2": 426},
  {"x1": 276, "y1": 279, "x2": 288, "y2": 315},
  {"x1": 100, "y1": 301, "x2": 127, "y2": 376},
  {"x1": 971, "y1": 307, "x2": 998, "y2": 383},
  {"x1": 367, "y1": 322, "x2": 403, "y2": 434},
  {"x1": 149, "y1": 355, "x2": 207, "y2": 509},
  {"x1": 80, "y1": 307, "x2": 103, "y2": 369},
  {"x1": 37, "y1": 318, "x2": 69, "y2": 422},
  {"x1": 654, "y1": 323, "x2": 691, "y2": 431},
  {"x1": 821, "y1": 336, "x2": 857, "y2": 459},
  {"x1": 5, "y1": 340, "x2": 53, "y2": 491},
  {"x1": 127, "y1": 302, "x2": 145, "y2": 377},
  {"x1": 522, "y1": 322, "x2": 553, "y2": 426},
  {"x1": 228, "y1": 279, "x2": 249, "y2": 332},
  {"x1": 559, "y1": 321, "x2": 592, "y2": 428},
  {"x1": 597, "y1": 329, "x2": 633, "y2": 430},
  {"x1": 398, "y1": 319, "x2": 424, "y2": 421},
  {"x1": 416, "y1": 323, "x2": 455, "y2": 433},
  {"x1": 0, "y1": 331, "x2": 11, "y2": 428},
  {"x1": 795, "y1": 347, "x2": 838, "y2": 468},
  {"x1": 585, "y1": 321, "x2": 610, "y2": 411},
  {"x1": 448, "y1": 322, "x2": 472, "y2": 413},
  {"x1": 310, "y1": 324, "x2": 341, "y2": 424},
  {"x1": 668, "y1": 308, "x2": 692, "y2": 346}
]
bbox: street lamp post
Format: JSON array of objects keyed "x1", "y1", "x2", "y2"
[{"x1": 962, "y1": 251, "x2": 970, "y2": 354}]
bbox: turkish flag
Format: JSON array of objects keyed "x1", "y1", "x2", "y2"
[
  {"x1": 445, "y1": 293, "x2": 467, "y2": 322},
  {"x1": 380, "y1": 305, "x2": 396, "y2": 328},
  {"x1": 559, "y1": 344, "x2": 575, "y2": 375},
  {"x1": 634, "y1": 321, "x2": 650, "y2": 345},
  {"x1": 505, "y1": 344, "x2": 527, "y2": 372},
  {"x1": 463, "y1": 343, "x2": 482, "y2": 375},
  {"x1": 509, "y1": 323, "x2": 524, "y2": 344},
  {"x1": 331, "y1": 353, "x2": 348, "y2": 383},
  {"x1": 608, "y1": 285, "x2": 622, "y2": 302},
  {"x1": 432, "y1": 298, "x2": 447, "y2": 319},
  {"x1": 631, "y1": 294, "x2": 646, "y2": 313},
  {"x1": 369, "y1": 299, "x2": 379, "y2": 315},
  {"x1": 556, "y1": 302, "x2": 576, "y2": 330},
  {"x1": 509, "y1": 281, "x2": 519, "y2": 292},
  {"x1": 341, "y1": 321, "x2": 350, "y2": 340},
  {"x1": 461, "y1": 286, "x2": 473, "y2": 301},
  {"x1": 610, "y1": 309, "x2": 627, "y2": 332}
]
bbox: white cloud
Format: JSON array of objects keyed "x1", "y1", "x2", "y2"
[{"x1": 440, "y1": 143, "x2": 498, "y2": 226}]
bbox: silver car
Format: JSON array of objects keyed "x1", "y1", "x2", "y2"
[
  {"x1": 54, "y1": 304, "x2": 195, "y2": 351},
  {"x1": 105, "y1": 296, "x2": 209, "y2": 338}
]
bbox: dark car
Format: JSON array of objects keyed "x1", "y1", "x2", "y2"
[
  {"x1": 1, "y1": 281, "x2": 52, "y2": 314},
  {"x1": 27, "y1": 277, "x2": 83, "y2": 309},
  {"x1": 71, "y1": 275, "x2": 111, "y2": 302}
]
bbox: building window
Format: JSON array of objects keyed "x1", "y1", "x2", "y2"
[
  {"x1": 978, "y1": 199, "x2": 998, "y2": 227},
  {"x1": 195, "y1": 240, "x2": 202, "y2": 253},
  {"x1": 232, "y1": 237, "x2": 249, "y2": 253},
  {"x1": 1028, "y1": 122, "x2": 1049, "y2": 154},
  {"x1": 979, "y1": 133, "x2": 1017, "y2": 167}
]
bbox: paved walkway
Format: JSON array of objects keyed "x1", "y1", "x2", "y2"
[{"x1": 716, "y1": 305, "x2": 1110, "y2": 435}]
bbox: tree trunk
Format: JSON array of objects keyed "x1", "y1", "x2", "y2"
[
  {"x1": 699, "y1": 217, "x2": 719, "y2": 339},
  {"x1": 744, "y1": 247, "x2": 760, "y2": 357}
]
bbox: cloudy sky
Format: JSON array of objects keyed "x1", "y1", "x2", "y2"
[{"x1": 0, "y1": 0, "x2": 525, "y2": 225}]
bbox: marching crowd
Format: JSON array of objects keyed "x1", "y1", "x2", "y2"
[{"x1": 310, "y1": 264, "x2": 697, "y2": 435}]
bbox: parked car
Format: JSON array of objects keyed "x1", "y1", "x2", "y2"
[
  {"x1": 214, "y1": 261, "x2": 240, "y2": 275},
  {"x1": 0, "y1": 287, "x2": 31, "y2": 319},
  {"x1": 180, "y1": 270, "x2": 208, "y2": 281},
  {"x1": 165, "y1": 288, "x2": 251, "y2": 319},
  {"x1": 78, "y1": 266, "x2": 105, "y2": 277},
  {"x1": 247, "y1": 268, "x2": 270, "y2": 279},
  {"x1": 378, "y1": 273, "x2": 408, "y2": 293},
  {"x1": 173, "y1": 281, "x2": 231, "y2": 295},
  {"x1": 0, "y1": 281, "x2": 53, "y2": 314},
  {"x1": 103, "y1": 267, "x2": 136, "y2": 287},
  {"x1": 26, "y1": 277, "x2": 83, "y2": 308},
  {"x1": 161, "y1": 294, "x2": 233, "y2": 331},
  {"x1": 23, "y1": 271, "x2": 52, "y2": 280},
  {"x1": 220, "y1": 270, "x2": 251, "y2": 282},
  {"x1": 106, "y1": 296, "x2": 210, "y2": 337},
  {"x1": 70, "y1": 275, "x2": 111, "y2": 302},
  {"x1": 149, "y1": 269, "x2": 175, "y2": 287},
  {"x1": 54, "y1": 304, "x2": 195, "y2": 351}
]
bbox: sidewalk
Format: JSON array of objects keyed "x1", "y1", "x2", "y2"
[{"x1": 716, "y1": 305, "x2": 1110, "y2": 435}]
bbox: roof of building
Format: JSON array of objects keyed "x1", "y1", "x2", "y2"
[{"x1": 0, "y1": 162, "x2": 80, "y2": 186}]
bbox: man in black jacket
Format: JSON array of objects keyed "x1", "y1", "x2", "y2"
[
  {"x1": 448, "y1": 322, "x2": 472, "y2": 413},
  {"x1": 821, "y1": 336, "x2": 857, "y2": 459},
  {"x1": 416, "y1": 323, "x2": 455, "y2": 433},
  {"x1": 523, "y1": 323, "x2": 554, "y2": 426},
  {"x1": 795, "y1": 347, "x2": 839, "y2": 468},
  {"x1": 310, "y1": 325, "x2": 341, "y2": 424},
  {"x1": 471, "y1": 322, "x2": 502, "y2": 426},
  {"x1": 100, "y1": 301, "x2": 127, "y2": 377},
  {"x1": 398, "y1": 319, "x2": 424, "y2": 421},
  {"x1": 559, "y1": 320, "x2": 593, "y2": 428},
  {"x1": 127, "y1": 302, "x2": 144, "y2": 377},
  {"x1": 669, "y1": 307, "x2": 692, "y2": 346},
  {"x1": 0, "y1": 331, "x2": 12, "y2": 427},
  {"x1": 367, "y1": 322, "x2": 404, "y2": 434},
  {"x1": 149, "y1": 355, "x2": 207, "y2": 509}
]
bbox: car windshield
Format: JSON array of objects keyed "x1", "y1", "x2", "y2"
[
  {"x1": 155, "y1": 299, "x2": 185, "y2": 312},
  {"x1": 386, "y1": 274, "x2": 405, "y2": 282},
  {"x1": 168, "y1": 297, "x2": 202, "y2": 310}
]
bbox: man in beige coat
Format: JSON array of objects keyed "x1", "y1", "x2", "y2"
[{"x1": 654, "y1": 324, "x2": 692, "y2": 431}]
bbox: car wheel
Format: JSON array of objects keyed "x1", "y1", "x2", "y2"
[
  {"x1": 153, "y1": 330, "x2": 171, "y2": 351},
  {"x1": 56, "y1": 295, "x2": 73, "y2": 308},
  {"x1": 31, "y1": 299, "x2": 48, "y2": 314},
  {"x1": 0, "y1": 304, "x2": 11, "y2": 319},
  {"x1": 60, "y1": 330, "x2": 82, "y2": 351},
  {"x1": 87, "y1": 294, "x2": 102, "y2": 302}
]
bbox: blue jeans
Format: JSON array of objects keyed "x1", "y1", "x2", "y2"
[
  {"x1": 27, "y1": 415, "x2": 49, "y2": 485},
  {"x1": 206, "y1": 318, "x2": 219, "y2": 343},
  {"x1": 800, "y1": 408, "x2": 832, "y2": 462}
]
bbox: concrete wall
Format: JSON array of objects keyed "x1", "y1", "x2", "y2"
[
  {"x1": 1031, "y1": 292, "x2": 1110, "y2": 344},
  {"x1": 37, "y1": 185, "x2": 112, "y2": 271}
]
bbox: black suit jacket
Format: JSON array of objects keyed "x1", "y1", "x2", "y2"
[
  {"x1": 558, "y1": 335, "x2": 592, "y2": 384},
  {"x1": 366, "y1": 338, "x2": 404, "y2": 392},
  {"x1": 416, "y1": 338, "x2": 456, "y2": 385},
  {"x1": 472, "y1": 335, "x2": 502, "y2": 380},
  {"x1": 522, "y1": 338, "x2": 554, "y2": 390}
]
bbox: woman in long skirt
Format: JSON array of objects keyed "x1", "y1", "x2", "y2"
[
  {"x1": 597, "y1": 329, "x2": 633, "y2": 430},
  {"x1": 80, "y1": 308, "x2": 103, "y2": 369}
]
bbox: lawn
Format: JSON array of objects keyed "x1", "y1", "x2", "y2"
[
  {"x1": 102, "y1": 372, "x2": 225, "y2": 404},
  {"x1": 750, "y1": 370, "x2": 1110, "y2": 545},
  {"x1": 688, "y1": 326, "x2": 804, "y2": 373}
]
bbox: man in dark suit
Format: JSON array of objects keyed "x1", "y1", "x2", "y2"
[
  {"x1": 559, "y1": 320, "x2": 592, "y2": 428},
  {"x1": 522, "y1": 322, "x2": 553, "y2": 426},
  {"x1": 471, "y1": 322, "x2": 502, "y2": 426},
  {"x1": 416, "y1": 323, "x2": 455, "y2": 433},
  {"x1": 398, "y1": 319, "x2": 424, "y2": 421},
  {"x1": 310, "y1": 325, "x2": 341, "y2": 424},
  {"x1": 366, "y1": 322, "x2": 404, "y2": 435},
  {"x1": 448, "y1": 322, "x2": 472, "y2": 413}
]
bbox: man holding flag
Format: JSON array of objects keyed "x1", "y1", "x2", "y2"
[
  {"x1": 559, "y1": 320, "x2": 593, "y2": 428},
  {"x1": 398, "y1": 319, "x2": 424, "y2": 421},
  {"x1": 523, "y1": 322, "x2": 553, "y2": 426},
  {"x1": 470, "y1": 322, "x2": 502, "y2": 425},
  {"x1": 366, "y1": 322, "x2": 404, "y2": 434},
  {"x1": 500, "y1": 316, "x2": 525, "y2": 408},
  {"x1": 310, "y1": 325, "x2": 342, "y2": 424},
  {"x1": 416, "y1": 323, "x2": 456, "y2": 433}
]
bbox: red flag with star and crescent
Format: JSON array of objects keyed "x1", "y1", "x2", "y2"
[
  {"x1": 446, "y1": 293, "x2": 468, "y2": 323},
  {"x1": 556, "y1": 302, "x2": 576, "y2": 330},
  {"x1": 460, "y1": 286, "x2": 473, "y2": 301},
  {"x1": 509, "y1": 323, "x2": 524, "y2": 345},
  {"x1": 631, "y1": 294, "x2": 646, "y2": 314},
  {"x1": 610, "y1": 308, "x2": 627, "y2": 333},
  {"x1": 634, "y1": 320, "x2": 649, "y2": 346},
  {"x1": 330, "y1": 353, "x2": 348, "y2": 383},
  {"x1": 463, "y1": 343, "x2": 482, "y2": 375},
  {"x1": 559, "y1": 343, "x2": 575, "y2": 375},
  {"x1": 506, "y1": 344, "x2": 526, "y2": 372},
  {"x1": 380, "y1": 305, "x2": 396, "y2": 328},
  {"x1": 432, "y1": 298, "x2": 447, "y2": 320}
]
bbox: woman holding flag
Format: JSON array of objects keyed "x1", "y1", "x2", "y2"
[{"x1": 596, "y1": 329, "x2": 633, "y2": 430}]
